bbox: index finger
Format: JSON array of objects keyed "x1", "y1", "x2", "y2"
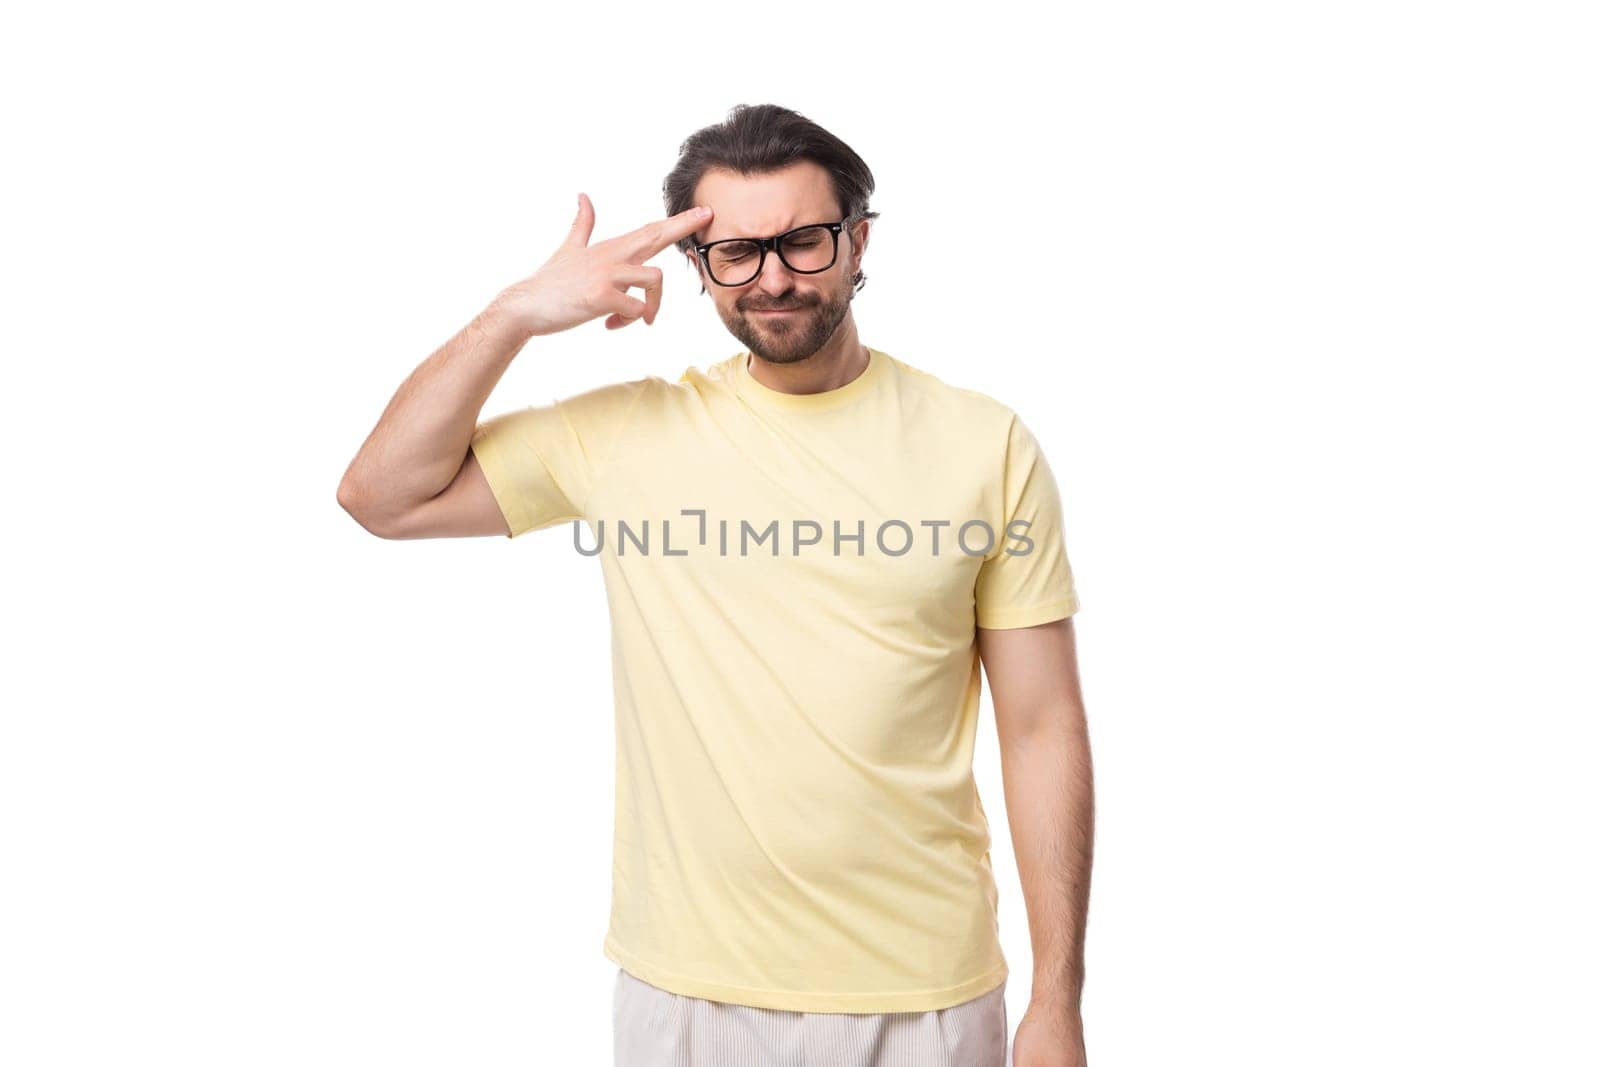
[{"x1": 618, "y1": 204, "x2": 714, "y2": 262}]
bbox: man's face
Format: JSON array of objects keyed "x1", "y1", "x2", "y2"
[{"x1": 686, "y1": 161, "x2": 868, "y2": 366}]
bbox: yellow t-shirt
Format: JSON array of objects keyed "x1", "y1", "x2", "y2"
[{"x1": 469, "y1": 346, "x2": 1079, "y2": 1013}]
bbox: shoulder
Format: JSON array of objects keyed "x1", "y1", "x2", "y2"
[
  {"x1": 613, "y1": 352, "x2": 745, "y2": 415},
  {"x1": 555, "y1": 356, "x2": 732, "y2": 421},
  {"x1": 672, "y1": 351, "x2": 744, "y2": 394},
  {"x1": 889, "y1": 353, "x2": 1029, "y2": 440},
  {"x1": 549, "y1": 374, "x2": 657, "y2": 422}
]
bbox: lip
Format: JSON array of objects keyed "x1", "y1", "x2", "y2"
[{"x1": 754, "y1": 307, "x2": 803, "y2": 315}]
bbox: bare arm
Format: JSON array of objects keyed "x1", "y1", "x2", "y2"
[
  {"x1": 336, "y1": 299, "x2": 530, "y2": 539},
  {"x1": 335, "y1": 194, "x2": 715, "y2": 539},
  {"x1": 980, "y1": 615, "x2": 1093, "y2": 1065}
]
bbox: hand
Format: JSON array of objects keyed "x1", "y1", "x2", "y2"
[
  {"x1": 494, "y1": 193, "x2": 714, "y2": 337},
  {"x1": 1011, "y1": 1002, "x2": 1087, "y2": 1067}
]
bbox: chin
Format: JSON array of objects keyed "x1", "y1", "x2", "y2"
[{"x1": 752, "y1": 346, "x2": 813, "y2": 366}]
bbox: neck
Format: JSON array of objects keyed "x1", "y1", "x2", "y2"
[{"x1": 746, "y1": 322, "x2": 868, "y2": 396}]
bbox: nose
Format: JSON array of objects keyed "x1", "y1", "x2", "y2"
[{"x1": 752, "y1": 245, "x2": 799, "y2": 297}]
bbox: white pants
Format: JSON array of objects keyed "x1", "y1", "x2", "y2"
[{"x1": 612, "y1": 967, "x2": 1009, "y2": 1067}]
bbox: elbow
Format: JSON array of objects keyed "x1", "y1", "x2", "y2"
[
  {"x1": 337, "y1": 474, "x2": 398, "y2": 539},
  {"x1": 996, "y1": 695, "x2": 1091, "y2": 755}
]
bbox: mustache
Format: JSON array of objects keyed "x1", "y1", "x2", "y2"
[{"x1": 744, "y1": 300, "x2": 811, "y2": 312}]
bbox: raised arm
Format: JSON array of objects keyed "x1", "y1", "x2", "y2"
[
  {"x1": 335, "y1": 194, "x2": 714, "y2": 539},
  {"x1": 336, "y1": 299, "x2": 531, "y2": 539}
]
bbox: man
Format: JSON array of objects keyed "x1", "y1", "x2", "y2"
[{"x1": 338, "y1": 103, "x2": 1093, "y2": 1067}]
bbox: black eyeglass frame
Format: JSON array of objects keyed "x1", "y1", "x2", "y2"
[{"x1": 693, "y1": 219, "x2": 851, "y2": 287}]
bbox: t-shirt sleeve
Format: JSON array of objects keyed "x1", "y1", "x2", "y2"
[
  {"x1": 973, "y1": 413, "x2": 1081, "y2": 629},
  {"x1": 469, "y1": 377, "x2": 648, "y2": 539}
]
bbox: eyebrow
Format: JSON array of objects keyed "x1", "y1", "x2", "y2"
[{"x1": 705, "y1": 219, "x2": 824, "y2": 242}]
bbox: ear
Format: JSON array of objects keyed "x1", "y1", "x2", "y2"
[{"x1": 849, "y1": 217, "x2": 870, "y2": 267}]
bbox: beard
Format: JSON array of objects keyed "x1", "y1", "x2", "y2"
[{"x1": 721, "y1": 276, "x2": 854, "y2": 366}]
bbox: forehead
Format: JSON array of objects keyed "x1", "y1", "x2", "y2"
[{"x1": 694, "y1": 160, "x2": 842, "y2": 242}]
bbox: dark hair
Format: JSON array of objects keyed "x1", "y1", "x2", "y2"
[{"x1": 662, "y1": 103, "x2": 880, "y2": 296}]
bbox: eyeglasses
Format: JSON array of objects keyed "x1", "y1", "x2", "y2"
[{"x1": 694, "y1": 219, "x2": 848, "y2": 287}]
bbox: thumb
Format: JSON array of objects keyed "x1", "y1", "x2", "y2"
[{"x1": 564, "y1": 192, "x2": 596, "y2": 249}]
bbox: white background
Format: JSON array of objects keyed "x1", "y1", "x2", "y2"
[{"x1": 3, "y1": 2, "x2": 1595, "y2": 1065}]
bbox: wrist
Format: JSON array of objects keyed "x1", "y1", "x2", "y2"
[
  {"x1": 485, "y1": 289, "x2": 542, "y2": 343},
  {"x1": 1027, "y1": 989, "x2": 1085, "y2": 1024}
]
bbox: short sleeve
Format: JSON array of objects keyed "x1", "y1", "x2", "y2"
[
  {"x1": 469, "y1": 378, "x2": 648, "y2": 539},
  {"x1": 974, "y1": 414, "x2": 1080, "y2": 629}
]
